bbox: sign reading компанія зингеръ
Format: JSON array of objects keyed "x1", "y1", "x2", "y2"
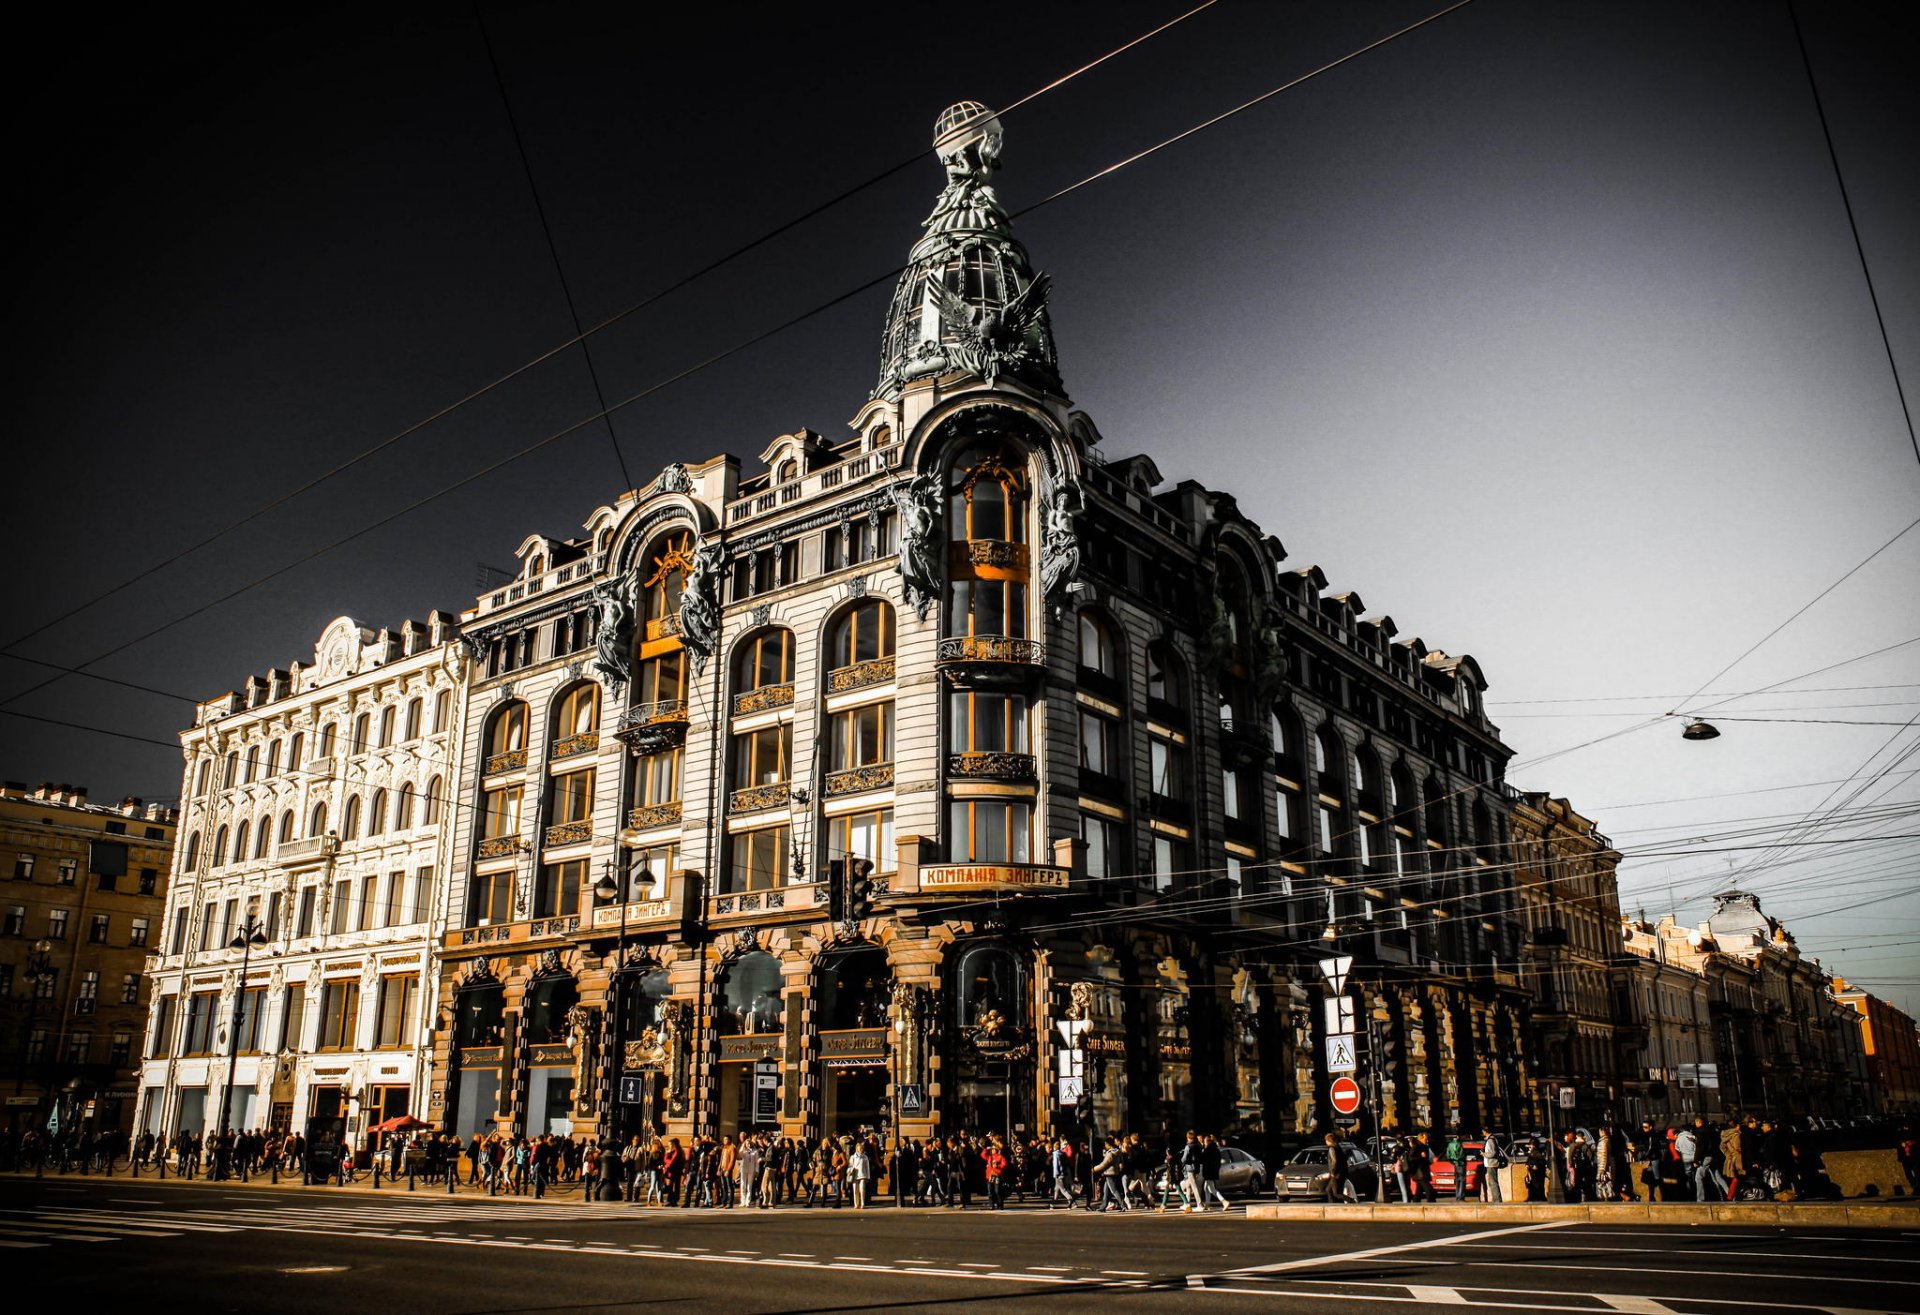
[{"x1": 919, "y1": 864, "x2": 1068, "y2": 890}]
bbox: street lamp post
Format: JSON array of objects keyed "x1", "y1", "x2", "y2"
[
  {"x1": 216, "y1": 918, "x2": 270, "y2": 1177},
  {"x1": 892, "y1": 1016, "x2": 907, "y2": 1208},
  {"x1": 594, "y1": 853, "x2": 655, "y2": 1199}
]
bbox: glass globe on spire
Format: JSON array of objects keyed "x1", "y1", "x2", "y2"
[{"x1": 874, "y1": 102, "x2": 1062, "y2": 400}]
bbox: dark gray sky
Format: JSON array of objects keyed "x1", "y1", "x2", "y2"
[{"x1": 5, "y1": 1, "x2": 1916, "y2": 1007}]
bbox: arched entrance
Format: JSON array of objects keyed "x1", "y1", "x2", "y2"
[
  {"x1": 714, "y1": 950, "x2": 784, "y2": 1136},
  {"x1": 947, "y1": 941, "x2": 1034, "y2": 1138}
]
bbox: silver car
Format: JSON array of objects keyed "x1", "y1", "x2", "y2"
[{"x1": 1151, "y1": 1144, "x2": 1271, "y2": 1198}]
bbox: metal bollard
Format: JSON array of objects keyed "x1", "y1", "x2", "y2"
[{"x1": 374, "y1": 1161, "x2": 382, "y2": 1189}]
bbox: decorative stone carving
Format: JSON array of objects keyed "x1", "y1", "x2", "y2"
[
  {"x1": 843, "y1": 574, "x2": 869, "y2": 600},
  {"x1": 1040, "y1": 483, "x2": 1083, "y2": 609},
  {"x1": 1066, "y1": 981, "x2": 1095, "y2": 1022},
  {"x1": 750, "y1": 603, "x2": 772, "y2": 630},
  {"x1": 656, "y1": 462, "x2": 694, "y2": 495},
  {"x1": 891, "y1": 473, "x2": 940, "y2": 621},
  {"x1": 535, "y1": 948, "x2": 566, "y2": 978},
  {"x1": 564, "y1": 1004, "x2": 593, "y2": 1055},
  {"x1": 1253, "y1": 600, "x2": 1290, "y2": 704},
  {"x1": 591, "y1": 572, "x2": 636, "y2": 685},
  {"x1": 678, "y1": 539, "x2": 725, "y2": 674},
  {"x1": 728, "y1": 927, "x2": 760, "y2": 958}
]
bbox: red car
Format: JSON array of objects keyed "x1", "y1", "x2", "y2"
[{"x1": 1429, "y1": 1140, "x2": 1487, "y2": 1194}]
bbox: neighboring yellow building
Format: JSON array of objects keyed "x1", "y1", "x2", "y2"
[
  {"x1": 2, "y1": 782, "x2": 176, "y2": 1141},
  {"x1": 1833, "y1": 978, "x2": 1920, "y2": 1117}
]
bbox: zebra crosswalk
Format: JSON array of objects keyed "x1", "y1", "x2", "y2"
[{"x1": 0, "y1": 1197, "x2": 617, "y2": 1250}]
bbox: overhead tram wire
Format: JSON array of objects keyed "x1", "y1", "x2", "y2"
[
  {"x1": 0, "y1": 0, "x2": 1222, "y2": 662},
  {"x1": 0, "y1": 0, "x2": 1477, "y2": 718},
  {"x1": 1787, "y1": 0, "x2": 1920, "y2": 473},
  {"x1": 473, "y1": 0, "x2": 632, "y2": 494}
]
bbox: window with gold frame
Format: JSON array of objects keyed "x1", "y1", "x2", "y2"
[{"x1": 731, "y1": 725, "x2": 791, "y2": 789}]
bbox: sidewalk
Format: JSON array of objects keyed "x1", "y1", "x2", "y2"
[
  {"x1": 1244, "y1": 1200, "x2": 1920, "y2": 1228},
  {"x1": 1, "y1": 1166, "x2": 594, "y2": 1203}
]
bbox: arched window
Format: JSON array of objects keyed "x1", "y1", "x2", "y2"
[
  {"x1": 1077, "y1": 610, "x2": 1121, "y2": 680},
  {"x1": 309, "y1": 801, "x2": 328, "y2": 837},
  {"x1": 244, "y1": 745, "x2": 259, "y2": 783},
  {"x1": 1271, "y1": 706, "x2": 1302, "y2": 761},
  {"x1": 266, "y1": 739, "x2": 282, "y2": 778},
  {"x1": 351, "y1": 712, "x2": 371, "y2": 755},
  {"x1": 485, "y1": 701, "x2": 529, "y2": 765},
  {"x1": 396, "y1": 783, "x2": 416, "y2": 830},
  {"x1": 212, "y1": 826, "x2": 230, "y2": 867},
  {"x1": 1313, "y1": 726, "x2": 1341, "y2": 784},
  {"x1": 1389, "y1": 762, "x2": 1415, "y2": 818},
  {"x1": 1423, "y1": 778, "x2": 1448, "y2": 845},
  {"x1": 818, "y1": 946, "x2": 890, "y2": 1031},
  {"x1": 775, "y1": 457, "x2": 798, "y2": 484},
  {"x1": 552, "y1": 683, "x2": 600, "y2": 741},
  {"x1": 277, "y1": 810, "x2": 296, "y2": 847},
  {"x1": 341, "y1": 795, "x2": 362, "y2": 841},
  {"x1": 182, "y1": 831, "x2": 202, "y2": 870},
  {"x1": 734, "y1": 628, "x2": 794, "y2": 694},
  {"x1": 424, "y1": 777, "x2": 444, "y2": 825},
  {"x1": 1146, "y1": 640, "x2": 1188, "y2": 712},
  {"x1": 951, "y1": 941, "x2": 1027, "y2": 1031},
  {"x1": 640, "y1": 532, "x2": 692, "y2": 627},
  {"x1": 404, "y1": 697, "x2": 423, "y2": 741},
  {"x1": 234, "y1": 820, "x2": 252, "y2": 865},
  {"x1": 717, "y1": 951, "x2": 784, "y2": 1035},
  {"x1": 829, "y1": 600, "x2": 895, "y2": 669},
  {"x1": 368, "y1": 789, "x2": 388, "y2": 836},
  {"x1": 948, "y1": 445, "x2": 1027, "y2": 543},
  {"x1": 287, "y1": 732, "x2": 304, "y2": 771},
  {"x1": 254, "y1": 820, "x2": 271, "y2": 860},
  {"x1": 222, "y1": 751, "x2": 239, "y2": 788},
  {"x1": 1353, "y1": 747, "x2": 1383, "y2": 801},
  {"x1": 432, "y1": 690, "x2": 451, "y2": 734},
  {"x1": 377, "y1": 706, "x2": 395, "y2": 749}
]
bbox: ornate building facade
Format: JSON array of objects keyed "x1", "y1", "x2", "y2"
[
  {"x1": 1, "y1": 783, "x2": 175, "y2": 1139},
  {"x1": 135, "y1": 614, "x2": 466, "y2": 1144},
  {"x1": 426, "y1": 102, "x2": 1533, "y2": 1150},
  {"x1": 1511, "y1": 792, "x2": 1624, "y2": 1127}
]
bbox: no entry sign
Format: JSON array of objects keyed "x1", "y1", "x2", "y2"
[{"x1": 1329, "y1": 1075, "x2": 1363, "y2": 1116}]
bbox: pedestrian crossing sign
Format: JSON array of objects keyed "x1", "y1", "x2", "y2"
[
  {"x1": 899, "y1": 1083, "x2": 926, "y2": 1114},
  {"x1": 1325, "y1": 1033, "x2": 1358, "y2": 1073}
]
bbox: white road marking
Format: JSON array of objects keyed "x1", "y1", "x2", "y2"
[
  {"x1": 1204, "y1": 1220, "x2": 1580, "y2": 1282},
  {"x1": 1597, "y1": 1297, "x2": 1675, "y2": 1314},
  {"x1": 1406, "y1": 1288, "x2": 1470, "y2": 1305},
  {"x1": 1452, "y1": 1241, "x2": 1920, "y2": 1266},
  {"x1": 1103, "y1": 1270, "x2": 1149, "y2": 1276},
  {"x1": 0, "y1": 1241, "x2": 48, "y2": 1250},
  {"x1": 1435, "y1": 1258, "x2": 1917, "y2": 1288}
]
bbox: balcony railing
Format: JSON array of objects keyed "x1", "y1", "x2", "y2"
[
  {"x1": 947, "y1": 752, "x2": 1036, "y2": 782},
  {"x1": 825, "y1": 763, "x2": 894, "y2": 797},
  {"x1": 936, "y1": 635, "x2": 1042, "y2": 666},
  {"x1": 483, "y1": 748, "x2": 527, "y2": 776},
  {"x1": 615, "y1": 700, "x2": 688, "y2": 754},
  {"x1": 477, "y1": 834, "x2": 524, "y2": 859},
  {"x1": 303, "y1": 757, "x2": 336, "y2": 780},
  {"x1": 551, "y1": 731, "x2": 599, "y2": 761},
  {"x1": 732, "y1": 682, "x2": 794, "y2": 717},
  {"x1": 827, "y1": 657, "x2": 894, "y2": 694},
  {"x1": 644, "y1": 613, "x2": 683, "y2": 642},
  {"x1": 728, "y1": 782, "x2": 790, "y2": 814},
  {"x1": 278, "y1": 835, "x2": 337, "y2": 866},
  {"x1": 544, "y1": 819, "x2": 592, "y2": 848},
  {"x1": 952, "y1": 539, "x2": 1030, "y2": 572},
  {"x1": 625, "y1": 801, "x2": 682, "y2": 831}
]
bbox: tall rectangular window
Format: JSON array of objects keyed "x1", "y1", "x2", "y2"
[
  {"x1": 731, "y1": 726, "x2": 791, "y2": 789},
  {"x1": 48, "y1": 908, "x2": 70, "y2": 940},
  {"x1": 330, "y1": 879, "x2": 351, "y2": 934},
  {"x1": 469, "y1": 869, "x2": 515, "y2": 927},
  {"x1": 481, "y1": 785, "x2": 523, "y2": 839},
  {"x1": 726, "y1": 826, "x2": 790, "y2": 893},
  {"x1": 75, "y1": 970, "x2": 98, "y2": 1014},
  {"x1": 2, "y1": 905, "x2": 21, "y2": 937},
  {"x1": 89, "y1": 913, "x2": 110, "y2": 944},
  {"x1": 185, "y1": 993, "x2": 218, "y2": 1054},
  {"x1": 151, "y1": 995, "x2": 176, "y2": 1057},
  {"x1": 122, "y1": 973, "x2": 140, "y2": 1004},
  {"x1": 635, "y1": 745, "x2": 683, "y2": 809},
  {"x1": 948, "y1": 691, "x2": 1028, "y2": 754},
  {"x1": 280, "y1": 984, "x2": 306, "y2": 1052},
  {"x1": 264, "y1": 892, "x2": 282, "y2": 942},
  {"x1": 374, "y1": 975, "x2": 417, "y2": 1049},
  {"x1": 358, "y1": 875, "x2": 377, "y2": 931},
  {"x1": 534, "y1": 859, "x2": 584, "y2": 919},
  {"x1": 827, "y1": 809, "x2": 895, "y2": 873},
  {"x1": 170, "y1": 907, "x2": 188, "y2": 954},
  {"x1": 11, "y1": 853, "x2": 31, "y2": 880},
  {"x1": 381, "y1": 872, "x2": 404, "y2": 927},
  {"x1": 110, "y1": 1031, "x2": 134, "y2": 1068},
  {"x1": 411, "y1": 867, "x2": 433, "y2": 923},
  {"x1": 947, "y1": 800, "x2": 1031, "y2": 864},
  {"x1": 317, "y1": 980, "x2": 360, "y2": 1051},
  {"x1": 549, "y1": 769, "x2": 595, "y2": 825},
  {"x1": 220, "y1": 898, "x2": 237, "y2": 946},
  {"x1": 829, "y1": 704, "x2": 893, "y2": 770},
  {"x1": 129, "y1": 916, "x2": 150, "y2": 948},
  {"x1": 1150, "y1": 835, "x2": 1189, "y2": 893},
  {"x1": 1078, "y1": 709, "x2": 1120, "y2": 776},
  {"x1": 57, "y1": 858, "x2": 78, "y2": 885},
  {"x1": 236, "y1": 986, "x2": 266, "y2": 1052},
  {"x1": 1149, "y1": 737, "x2": 1188, "y2": 800},
  {"x1": 1080, "y1": 812, "x2": 1121, "y2": 882}
]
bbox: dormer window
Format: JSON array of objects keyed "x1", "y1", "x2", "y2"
[
  {"x1": 775, "y1": 458, "x2": 798, "y2": 484},
  {"x1": 528, "y1": 554, "x2": 544, "y2": 576}
]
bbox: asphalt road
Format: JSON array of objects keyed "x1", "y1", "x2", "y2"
[{"x1": 4, "y1": 1174, "x2": 1915, "y2": 1313}]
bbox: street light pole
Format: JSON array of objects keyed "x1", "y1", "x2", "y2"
[
  {"x1": 217, "y1": 919, "x2": 270, "y2": 1156},
  {"x1": 594, "y1": 853, "x2": 654, "y2": 1185},
  {"x1": 892, "y1": 1016, "x2": 906, "y2": 1209},
  {"x1": 17, "y1": 940, "x2": 55, "y2": 1176}
]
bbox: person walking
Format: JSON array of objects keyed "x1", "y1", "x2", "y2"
[
  {"x1": 1443, "y1": 1131, "x2": 1466, "y2": 1202},
  {"x1": 1093, "y1": 1137, "x2": 1127, "y2": 1211},
  {"x1": 1050, "y1": 1137, "x2": 1075, "y2": 1208},
  {"x1": 1479, "y1": 1127, "x2": 1505, "y2": 1203},
  {"x1": 848, "y1": 1138, "x2": 873, "y2": 1210},
  {"x1": 1323, "y1": 1134, "x2": 1350, "y2": 1204},
  {"x1": 1406, "y1": 1132, "x2": 1436, "y2": 1203},
  {"x1": 1199, "y1": 1134, "x2": 1231, "y2": 1211},
  {"x1": 982, "y1": 1137, "x2": 1008, "y2": 1210}
]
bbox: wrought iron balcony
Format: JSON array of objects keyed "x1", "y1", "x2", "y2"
[
  {"x1": 952, "y1": 539, "x2": 1030, "y2": 572},
  {"x1": 615, "y1": 700, "x2": 688, "y2": 754},
  {"x1": 551, "y1": 731, "x2": 599, "y2": 761},
  {"x1": 728, "y1": 782, "x2": 790, "y2": 814},
  {"x1": 626, "y1": 801, "x2": 682, "y2": 831},
  {"x1": 476, "y1": 834, "x2": 524, "y2": 859},
  {"x1": 947, "y1": 752, "x2": 1036, "y2": 783},
  {"x1": 732, "y1": 682, "x2": 795, "y2": 717},
  {"x1": 936, "y1": 635, "x2": 1042, "y2": 666},
  {"x1": 825, "y1": 763, "x2": 894, "y2": 797},
  {"x1": 827, "y1": 656, "x2": 895, "y2": 694},
  {"x1": 644, "y1": 613, "x2": 683, "y2": 642},
  {"x1": 544, "y1": 819, "x2": 592, "y2": 848},
  {"x1": 483, "y1": 748, "x2": 528, "y2": 776}
]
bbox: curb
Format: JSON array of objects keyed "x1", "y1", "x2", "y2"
[
  {"x1": 1243, "y1": 1201, "x2": 1920, "y2": 1229},
  {"x1": 0, "y1": 1169, "x2": 593, "y2": 1205}
]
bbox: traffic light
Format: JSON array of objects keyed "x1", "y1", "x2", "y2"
[
  {"x1": 827, "y1": 859, "x2": 847, "y2": 922},
  {"x1": 848, "y1": 860, "x2": 876, "y2": 919}
]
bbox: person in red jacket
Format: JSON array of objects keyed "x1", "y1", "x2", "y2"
[{"x1": 982, "y1": 1136, "x2": 1009, "y2": 1210}]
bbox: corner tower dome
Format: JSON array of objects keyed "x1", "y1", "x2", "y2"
[{"x1": 874, "y1": 101, "x2": 1063, "y2": 400}]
